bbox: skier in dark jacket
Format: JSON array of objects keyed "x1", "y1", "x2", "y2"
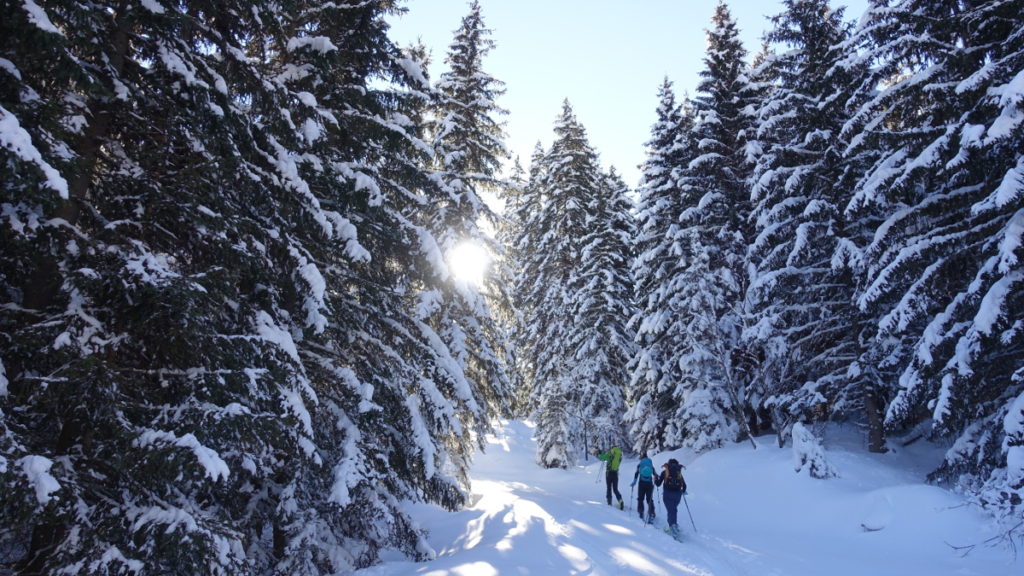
[
  {"x1": 597, "y1": 445, "x2": 624, "y2": 509},
  {"x1": 654, "y1": 458, "x2": 688, "y2": 540},
  {"x1": 630, "y1": 452, "x2": 656, "y2": 522}
]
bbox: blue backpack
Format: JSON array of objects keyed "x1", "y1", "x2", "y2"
[{"x1": 637, "y1": 458, "x2": 654, "y2": 482}]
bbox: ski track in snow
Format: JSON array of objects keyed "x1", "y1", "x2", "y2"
[{"x1": 353, "y1": 420, "x2": 1021, "y2": 576}]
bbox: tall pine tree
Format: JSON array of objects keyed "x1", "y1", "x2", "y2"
[
  {"x1": 427, "y1": 0, "x2": 512, "y2": 431},
  {"x1": 745, "y1": 0, "x2": 876, "y2": 447},
  {"x1": 668, "y1": 1, "x2": 761, "y2": 451},
  {"x1": 626, "y1": 79, "x2": 700, "y2": 452},
  {"x1": 844, "y1": 0, "x2": 1024, "y2": 515},
  {"x1": 515, "y1": 102, "x2": 634, "y2": 467},
  {"x1": 0, "y1": 1, "x2": 504, "y2": 573}
]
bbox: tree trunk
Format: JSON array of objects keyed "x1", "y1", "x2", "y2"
[{"x1": 864, "y1": 379, "x2": 887, "y2": 453}]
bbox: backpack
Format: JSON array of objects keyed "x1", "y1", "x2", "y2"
[
  {"x1": 665, "y1": 459, "x2": 686, "y2": 491},
  {"x1": 609, "y1": 446, "x2": 622, "y2": 471},
  {"x1": 638, "y1": 458, "x2": 654, "y2": 482}
]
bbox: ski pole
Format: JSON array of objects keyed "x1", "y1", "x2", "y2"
[
  {"x1": 682, "y1": 493, "x2": 697, "y2": 532},
  {"x1": 595, "y1": 459, "x2": 605, "y2": 484}
]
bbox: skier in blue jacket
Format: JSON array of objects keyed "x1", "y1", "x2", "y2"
[{"x1": 630, "y1": 452, "x2": 656, "y2": 522}]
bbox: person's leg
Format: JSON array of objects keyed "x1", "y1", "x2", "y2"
[
  {"x1": 645, "y1": 483, "x2": 655, "y2": 518},
  {"x1": 605, "y1": 471, "x2": 613, "y2": 504},
  {"x1": 639, "y1": 483, "x2": 654, "y2": 519},
  {"x1": 610, "y1": 470, "x2": 622, "y2": 503},
  {"x1": 664, "y1": 490, "x2": 681, "y2": 527}
]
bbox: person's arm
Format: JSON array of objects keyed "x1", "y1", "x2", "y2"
[
  {"x1": 597, "y1": 451, "x2": 610, "y2": 462},
  {"x1": 654, "y1": 470, "x2": 664, "y2": 487}
]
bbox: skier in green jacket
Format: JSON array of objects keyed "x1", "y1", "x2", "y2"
[{"x1": 597, "y1": 445, "x2": 624, "y2": 509}]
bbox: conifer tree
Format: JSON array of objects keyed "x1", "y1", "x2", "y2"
[
  {"x1": 745, "y1": 0, "x2": 872, "y2": 446},
  {"x1": 844, "y1": 0, "x2": 1024, "y2": 514},
  {"x1": 0, "y1": 1, "x2": 503, "y2": 573},
  {"x1": 1, "y1": 3, "x2": 305, "y2": 572},
  {"x1": 427, "y1": 0, "x2": 512, "y2": 425},
  {"x1": 519, "y1": 102, "x2": 634, "y2": 467},
  {"x1": 563, "y1": 168, "x2": 637, "y2": 451},
  {"x1": 627, "y1": 80, "x2": 700, "y2": 451},
  {"x1": 492, "y1": 157, "x2": 528, "y2": 414},
  {"x1": 668, "y1": 1, "x2": 761, "y2": 450},
  {"x1": 507, "y1": 143, "x2": 550, "y2": 415}
]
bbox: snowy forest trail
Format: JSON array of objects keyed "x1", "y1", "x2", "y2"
[
  {"x1": 357, "y1": 421, "x2": 751, "y2": 576},
  {"x1": 454, "y1": 422, "x2": 757, "y2": 576},
  {"x1": 354, "y1": 420, "x2": 1021, "y2": 576}
]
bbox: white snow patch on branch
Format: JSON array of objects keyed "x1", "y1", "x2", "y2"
[
  {"x1": 287, "y1": 36, "x2": 338, "y2": 54},
  {"x1": 134, "y1": 429, "x2": 230, "y2": 481},
  {"x1": 140, "y1": 0, "x2": 166, "y2": 14},
  {"x1": 266, "y1": 136, "x2": 331, "y2": 235},
  {"x1": 329, "y1": 410, "x2": 364, "y2": 507},
  {"x1": 0, "y1": 105, "x2": 68, "y2": 198},
  {"x1": 997, "y1": 209, "x2": 1024, "y2": 273},
  {"x1": 405, "y1": 392, "x2": 437, "y2": 478},
  {"x1": 0, "y1": 58, "x2": 22, "y2": 80},
  {"x1": 396, "y1": 56, "x2": 429, "y2": 88},
  {"x1": 131, "y1": 504, "x2": 200, "y2": 534},
  {"x1": 158, "y1": 44, "x2": 209, "y2": 89},
  {"x1": 974, "y1": 269, "x2": 1022, "y2": 336},
  {"x1": 325, "y1": 212, "x2": 370, "y2": 261},
  {"x1": 975, "y1": 158, "x2": 1024, "y2": 214},
  {"x1": 986, "y1": 68, "x2": 1024, "y2": 143},
  {"x1": 124, "y1": 250, "x2": 181, "y2": 286},
  {"x1": 21, "y1": 0, "x2": 62, "y2": 35},
  {"x1": 289, "y1": 247, "x2": 328, "y2": 333},
  {"x1": 19, "y1": 455, "x2": 61, "y2": 504},
  {"x1": 296, "y1": 91, "x2": 318, "y2": 107},
  {"x1": 93, "y1": 546, "x2": 144, "y2": 574},
  {"x1": 255, "y1": 311, "x2": 300, "y2": 364}
]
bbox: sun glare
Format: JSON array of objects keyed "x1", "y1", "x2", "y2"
[{"x1": 448, "y1": 241, "x2": 490, "y2": 286}]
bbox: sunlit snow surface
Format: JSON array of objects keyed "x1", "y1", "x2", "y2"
[{"x1": 353, "y1": 420, "x2": 1021, "y2": 576}]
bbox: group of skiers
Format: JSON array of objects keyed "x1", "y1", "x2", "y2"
[{"x1": 596, "y1": 445, "x2": 689, "y2": 541}]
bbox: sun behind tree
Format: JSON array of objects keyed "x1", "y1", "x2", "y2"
[{"x1": 448, "y1": 240, "x2": 490, "y2": 286}]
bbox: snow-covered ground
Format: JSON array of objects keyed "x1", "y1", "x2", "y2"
[{"x1": 353, "y1": 420, "x2": 1021, "y2": 576}]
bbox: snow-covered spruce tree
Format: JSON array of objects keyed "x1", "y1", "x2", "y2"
[
  {"x1": 492, "y1": 157, "x2": 528, "y2": 415},
  {"x1": 506, "y1": 144, "x2": 549, "y2": 415},
  {"x1": 425, "y1": 0, "x2": 512, "y2": 424},
  {"x1": 844, "y1": 0, "x2": 1024, "y2": 518},
  {"x1": 626, "y1": 79, "x2": 700, "y2": 452},
  {"x1": 524, "y1": 104, "x2": 595, "y2": 468},
  {"x1": 254, "y1": 3, "x2": 481, "y2": 572},
  {"x1": 745, "y1": 0, "x2": 876, "y2": 447},
  {"x1": 0, "y1": 1, "x2": 499, "y2": 574},
  {"x1": 0, "y1": 3, "x2": 309, "y2": 573},
  {"x1": 520, "y1": 102, "x2": 634, "y2": 468},
  {"x1": 562, "y1": 168, "x2": 637, "y2": 452},
  {"x1": 668, "y1": 1, "x2": 761, "y2": 451}
]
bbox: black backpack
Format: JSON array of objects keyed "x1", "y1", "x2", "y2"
[{"x1": 665, "y1": 459, "x2": 686, "y2": 491}]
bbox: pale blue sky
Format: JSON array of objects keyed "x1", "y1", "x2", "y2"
[{"x1": 388, "y1": 0, "x2": 868, "y2": 189}]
